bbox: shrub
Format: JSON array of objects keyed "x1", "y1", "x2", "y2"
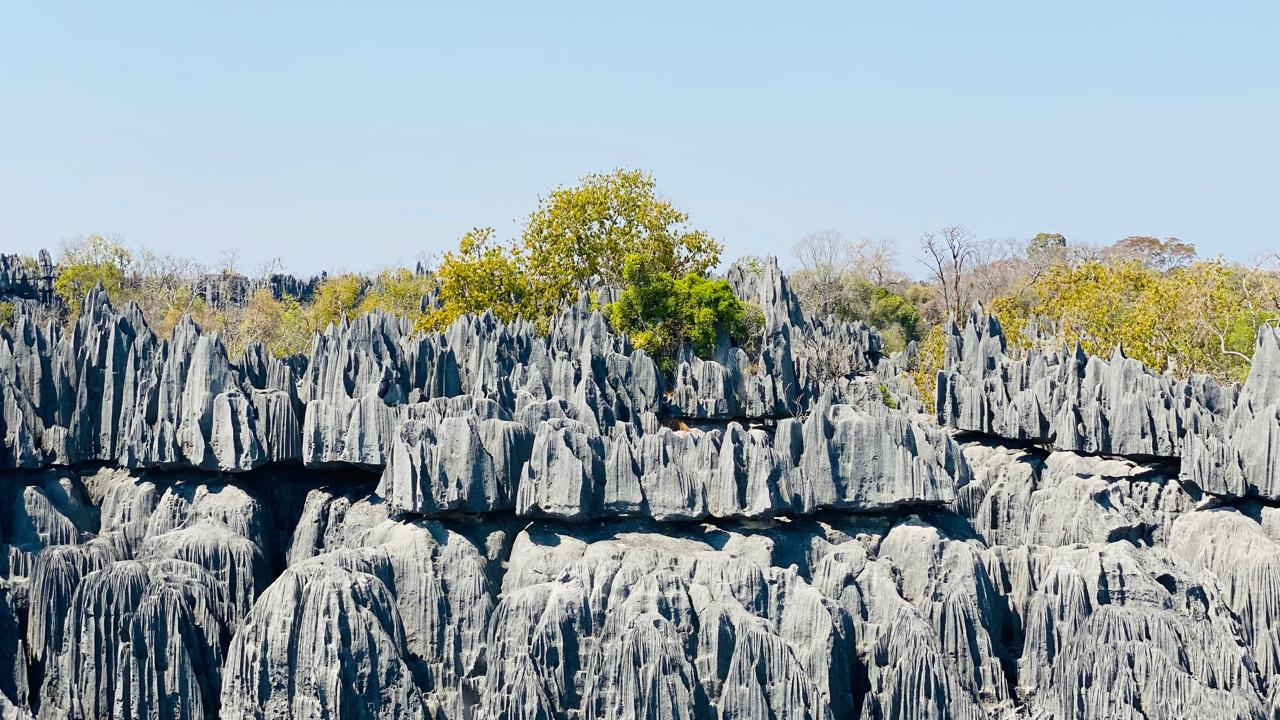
[
  {"x1": 53, "y1": 235, "x2": 131, "y2": 309},
  {"x1": 608, "y1": 252, "x2": 763, "y2": 374},
  {"x1": 237, "y1": 289, "x2": 311, "y2": 357},
  {"x1": 432, "y1": 227, "x2": 531, "y2": 330},
  {"x1": 910, "y1": 324, "x2": 946, "y2": 410},
  {"x1": 307, "y1": 274, "x2": 366, "y2": 331},
  {"x1": 355, "y1": 268, "x2": 436, "y2": 331}
]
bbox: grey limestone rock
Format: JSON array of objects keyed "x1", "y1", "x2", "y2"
[
  {"x1": 1009, "y1": 541, "x2": 1266, "y2": 718},
  {"x1": 0, "y1": 291, "x2": 303, "y2": 472},
  {"x1": 6, "y1": 260, "x2": 1280, "y2": 719},
  {"x1": 959, "y1": 443, "x2": 1191, "y2": 547},
  {"x1": 481, "y1": 521, "x2": 851, "y2": 720},
  {"x1": 377, "y1": 413, "x2": 533, "y2": 515},
  {"x1": 937, "y1": 306, "x2": 1234, "y2": 460},
  {"x1": 41, "y1": 558, "x2": 230, "y2": 720},
  {"x1": 514, "y1": 396, "x2": 967, "y2": 522},
  {"x1": 219, "y1": 561, "x2": 426, "y2": 720},
  {"x1": 0, "y1": 253, "x2": 44, "y2": 302},
  {"x1": 514, "y1": 418, "x2": 607, "y2": 521},
  {"x1": 0, "y1": 583, "x2": 27, "y2": 712},
  {"x1": 1168, "y1": 505, "x2": 1280, "y2": 702},
  {"x1": 1182, "y1": 326, "x2": 1280, "y2": 499}
]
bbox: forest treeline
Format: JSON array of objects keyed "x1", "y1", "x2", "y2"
[{"x1": 3, "y1": 169, "x2": 1278, "y2": 402}]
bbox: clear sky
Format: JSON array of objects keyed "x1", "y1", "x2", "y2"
[{"x1": 2, "y1": 2, "x2": 1276, "y2": 275}]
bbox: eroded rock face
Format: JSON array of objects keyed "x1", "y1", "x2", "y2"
[
  {"x1": 0, "y1": 291, "x2": 304, "y2": 472},
  {"x1": 1010, "y1": 542, "x2": 1265, "y2": 719},
  {"x1": 1182, "y1": 326, "x2": 1280, "y2": 500},
  {"x1": 7, "y1": 267, "x2": 1280, "y2": 719},
  {"x1": 513, "y1": 399, "x2": 968, "y2": 522},
  {"x1": 219, "y1": 562, "x2": 425, "y2": 720},
  {"x1": 959, "y1": 444, "x2": 1191, "y2": 547},
  {"x1": 2, "y1": 450, "x2": 1279, "y2": 719},
  {"x1": 1, "y1": 258, "x2": 889, "y2": 476},
  {"x1": 937, "y1": 307, "x2": 1235, "y2": 460},
  {"x1": 481, "y1": 521, "x2": 854, "y2": 720},
  {"x1": 377, "y1": 408, "x2": 533, "y2": 515},
  {"x1": 42, "y1": 558, "x2": 230, "y2": 720}
]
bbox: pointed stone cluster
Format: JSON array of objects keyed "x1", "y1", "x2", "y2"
[
  {"x1": 6, "y1": 262, "x2": 1280, "y2": 718},
  {"x1": 1182, "y1": 326, "x2": 1280, "y2": 499},
  {"x1": 0, "y1": 252, "x2": 49, "y2": 302},
  {"x1": 512, "y1": 394, "x2": 965, "y2": 522},
  {"x1": 0, "y1": 289, "x2": 303, "y2": 471},
  {"x1": 937, "y1": 308, "x2": 1238, "y2": 459}
]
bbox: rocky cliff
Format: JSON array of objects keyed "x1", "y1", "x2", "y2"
[{"x1": 1, "y1": 261, "x2": 1278, "y2": 719}]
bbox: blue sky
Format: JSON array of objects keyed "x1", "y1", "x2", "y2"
[{"x1": 1, "y1": 2, "x2": 1276, "y2": 275}]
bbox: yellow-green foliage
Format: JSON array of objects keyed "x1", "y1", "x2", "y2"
[
  {"x1": 358, "y1": 268, "x2": 436, "y2": 330},
  {"x1": 910, "y1": 324, "x2": 946, "y2": 409},
  {"x1": 237, "y1": 289, "x2": 311, "y2": 357},
  {"x1": 989, "y1": 259, "x2": 1275, "y2": 383},
  {"x1": 986, "y1": 294, "x2": 1033, "y2": 353},
  {"x1": 431, "y1": 227, "x2": 531, "y2": 331},
  {"x1": 308, "y1": 274, "x2": 366, "y2": 331},
  {"x1": 0, "y1": 301, "x2": 13, "y2": 329},
  {"x1": 53, "y1": 235, "x2": 131, "y2": 309}
]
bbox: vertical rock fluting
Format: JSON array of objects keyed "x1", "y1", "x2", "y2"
[
  {"x1": 1182, "y1": 326, "x2": 1280, "y2": 499},
  {"x1": 936, "y1": 306, "x2": 1236, "y2": 460},
  {"x1": 0, "y1": 290, "x2": 304, "y2": 472},
  {"x1": 511, "y1": 398, "x2": 967, "y2": 522},
  {"x1": 480, "y1": 522, "x2": 854, "y2": 719},
  {"x1": 42, "y1": 559, "x2": 229, "y2": 720},
  {"x1": 219, "y1": 561, "x2": 425, "y2": 720}
]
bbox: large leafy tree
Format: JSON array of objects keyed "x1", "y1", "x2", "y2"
[
  {"x1": 1027, "y1": 232, "x2": 1067, "y2": 259},
  {"x1": 520, "y1": 169, "x2": 722, "y2": 317},
  {"x1": 1108, "y1": 236, "x2": 1197, "y2": 271},
  {"x1": 434, "y1": 169, "x2": 725, "y2": 333}
]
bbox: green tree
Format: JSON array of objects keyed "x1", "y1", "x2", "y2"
[
  {"x1": 867, "y1": 287, "x2": 921, "y2": 351},
  {"x1": 608, "y1": 252, "x2": 762, "y2": 374},
  {"x1": 432, "y1": 170, "x2": 722, "y2": 332},
  {"x1": 521, "y1": 169, "x2": 722, "y2": 322},
  {"x1": 1028, "y1": 232, "x2": 1067, "y2": 258}
]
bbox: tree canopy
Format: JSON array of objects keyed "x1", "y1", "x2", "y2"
[{"x1": 522, "y1": 168, "x2": 721, "y2": 301}]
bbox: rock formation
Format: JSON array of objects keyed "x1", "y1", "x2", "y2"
[{"x1": 2, "y1": 265, "x2": 1279, "y2": 718}]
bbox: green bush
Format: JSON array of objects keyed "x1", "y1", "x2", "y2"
[{"x1": 608, "y1": 252, "x2": 763, "y2": 374}]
